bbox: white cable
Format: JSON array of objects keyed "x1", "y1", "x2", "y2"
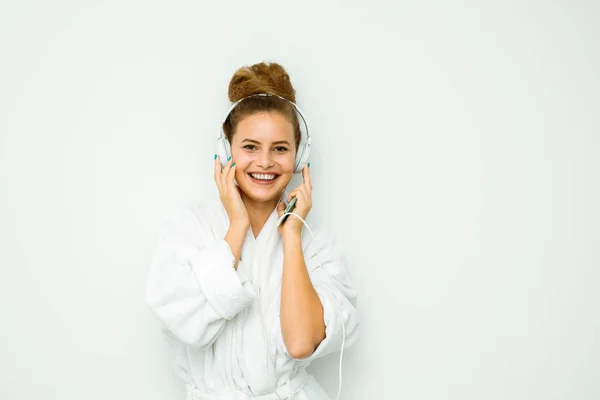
[
  {"x1": 336, "y1": 318, "x2": 345, "y2": 400},
  {"x1": 276, "y1": 212, "x2": 315, "y2": 239},
  {"x1": 278, "y1": 211, "x2": 347, "y2": 400}
]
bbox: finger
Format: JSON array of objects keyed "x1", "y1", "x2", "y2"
[
  {"x1": 287, "y1": 187, "x2": 310, "y2": 207},
  {"x1": 295, "y1": 187, "x2": 309, "y2": 205},
  {"x1": 302, "y1": 164, "x2": 312, "y2": 191},
  {"x1": 221, "y1": 158, "x2": 233, "y2": 186},
  {"x1": 277, "y1": 201, "x2": 286, "y2": 217},
  {"x1": 214, "y1": 156, "x2": 223, "y2": 191},
  {"x1": 287, "y1": 187, "x2": 300, "y2": 203},
  {"x1": 293, "y1": 189, "x2": 306, "y2": 204},
  {"x1": 227, "y1": 162, "x2": 237, "y2": 188},
  {"x1": 214, "y1": 155, "x2": 221, "y2": 181}
]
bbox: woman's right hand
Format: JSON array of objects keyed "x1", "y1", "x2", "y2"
[{"x1": 214, "y1": 156, "x2": 249, "y2": 226}]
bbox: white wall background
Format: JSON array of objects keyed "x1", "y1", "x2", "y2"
[{"x1": 1, "y1": 1, "x2": 598, "y2": 399}]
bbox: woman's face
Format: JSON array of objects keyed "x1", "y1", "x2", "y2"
[{"x1": 230, "y1": 111, "x2": 296, "y2": 204}]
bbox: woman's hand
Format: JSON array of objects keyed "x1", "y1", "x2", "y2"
[
  {"x1": 277, "y1": 164, "x2": 312, "y2": 237},
  {"x1": 214, "y1": 156, "x2": 249, "y2": 226}
]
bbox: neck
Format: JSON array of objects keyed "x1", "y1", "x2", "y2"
[{"x1": 241, "y1": 193, "x2": 281, "y2": 238}]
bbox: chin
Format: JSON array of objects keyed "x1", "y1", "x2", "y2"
[
  {"x1": 241, "y1": 187, "x2": 285, "y2": 204},
  {"x1": 238, "y1": 173, "x2": 291, "y2": 203},
  {"x1": 246, "y1": 192, "x2": 282, "y2": 203}
]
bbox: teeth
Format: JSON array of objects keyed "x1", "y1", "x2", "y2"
[{"x1": 251, "y1": 173, "x2": 276, "y2": 180}]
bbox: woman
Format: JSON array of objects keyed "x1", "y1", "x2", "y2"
[{"x1": 145, "y1": 62, "x2": 359, "y2": 400}]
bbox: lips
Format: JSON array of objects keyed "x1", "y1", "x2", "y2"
[
  {"x1": 247, "y1": 172, "x2": 279, "y2": 185},
  {"x1": 250, "y1": 173, "x2": 276, "y2": 180}
]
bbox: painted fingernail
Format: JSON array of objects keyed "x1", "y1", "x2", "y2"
[
  {"x1": 214, "y1": 154, "x2": 217, "y2": 160},
  {"x1": 227, "y1": 156, "x2": 231, "y2": 161},
  {"x1": 231, "y1": 163, "x2": 235, "y2": 167},
  {"x1": 308, "y1": 162, "x2": 311, "y2": 168}
]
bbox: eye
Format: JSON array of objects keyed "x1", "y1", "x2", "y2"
[
  {"x1": 243, "y1": 144, "x2": 258, "y2": 150},
  {"x1": 274, "y1": 146, "x2": 289, "y2": 152}
]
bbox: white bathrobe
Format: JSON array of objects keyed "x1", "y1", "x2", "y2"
[{"x1": 145, "y1": 198, "x2": 359, "y2": 399}]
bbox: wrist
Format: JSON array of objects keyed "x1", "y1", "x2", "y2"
[
  {"x1": 281, "y1": 228, "x2": 302, "y2": 243},
  {"x1": 228, "y1": 218, "x2": 250, "y2": 231}
]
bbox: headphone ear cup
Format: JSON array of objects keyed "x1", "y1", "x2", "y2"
[
  {"x1": 293, "y1": 142, "x2": 310, "y2": 174},
  {"x1": 216, "y1": 135, "x2": 231, "y2": 168}
]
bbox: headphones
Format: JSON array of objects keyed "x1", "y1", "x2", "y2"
[{"x1": 216, "y1": 93, "x2": 311, "y2": 174}]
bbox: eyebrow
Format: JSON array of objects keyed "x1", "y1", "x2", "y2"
[{"x1": 241, "y1": 138, "x2": 291, "y2": 146}]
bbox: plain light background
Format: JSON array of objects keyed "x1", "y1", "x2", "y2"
[{"x1": 1, "y1": 1, "x2": 598, "y2": 399}]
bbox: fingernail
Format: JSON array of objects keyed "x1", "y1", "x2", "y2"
[
  {"x1": 227, "y1": 156, "x2": 231, "y2": 161},
  {"x1": 231, "y1": 163, "x2": 235, "y2": 167},
  {"x1": 308, "y1": 162, "x2": 311, "y2": 168},
  {"x1": 213, "y1": 154, "x2": 217, "y2": 160}
]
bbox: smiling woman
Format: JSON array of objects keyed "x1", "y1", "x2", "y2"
[{"x1": 145, "y1": 61, "x2": 360, "y2": 400}]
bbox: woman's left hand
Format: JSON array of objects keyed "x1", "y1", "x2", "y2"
[{"x1": 277, "y1": 164, "x2": 312, "y2": 236}]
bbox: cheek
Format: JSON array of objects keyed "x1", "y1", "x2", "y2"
[
  {"x1": 231, "y1": 150, "x2": 251, "y2": 166},
  {"x1": 278, "y1": 152, "x2": 296, "y2": 172},
  {"x1": 234, "y1": 168, "x2": 245, "y2": 184}
]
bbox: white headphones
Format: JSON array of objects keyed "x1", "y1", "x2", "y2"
[{"x1": 216, "y1": 93, "x2": 311, "y2": 174}]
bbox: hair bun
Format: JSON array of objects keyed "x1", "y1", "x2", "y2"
[{"x1": 228, "y1": 62, "x2": 296, "y2": 104}]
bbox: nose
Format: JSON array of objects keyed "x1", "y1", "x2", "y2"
[{"x1": 256, "y1": 148, "x2": 274, "y2": 169}]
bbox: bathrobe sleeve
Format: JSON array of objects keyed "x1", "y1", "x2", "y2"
[
  {"x1": 273, "y1": 230, "x2": 360, "y2": 363},
  {"x1": 145, "y1": 205, "x2": 256, "y2": 349}
]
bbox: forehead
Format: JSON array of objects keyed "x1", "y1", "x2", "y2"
[{"x1": 234, "y1": 112, "x2": 294, "y2": 143}]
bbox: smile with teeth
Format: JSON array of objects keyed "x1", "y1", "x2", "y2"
[{"x1": 249, "y1": 173, "x2": 277, "y2": 181}]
